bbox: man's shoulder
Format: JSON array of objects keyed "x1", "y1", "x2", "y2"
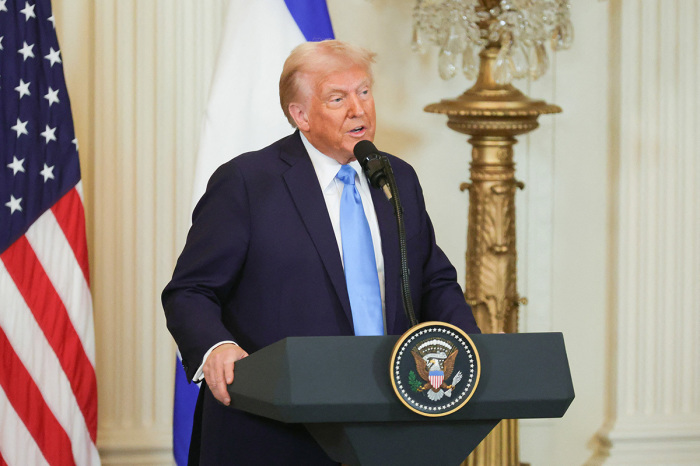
[
  {"x1": 382, "y1": 151, "x2": 410, "y2": 167},
  {"x1": 381, "y1": 151, "x2": 418, "y2": 181},
  {"x1": 218, "y1": 132, "x2": 300, "y2": 171}
]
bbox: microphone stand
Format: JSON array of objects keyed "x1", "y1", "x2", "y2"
[{"x1": 380, "y1": 156, "x2": 418, "y2": 328}]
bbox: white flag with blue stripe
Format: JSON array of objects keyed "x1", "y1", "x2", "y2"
[
  {"x1": 190, "y1": 0, "x2": 335, "y2": 207},
  {"x1": 173, "y1": 1, "x2": 334, "y2": 464}
]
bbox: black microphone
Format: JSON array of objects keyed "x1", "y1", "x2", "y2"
[{"x1": 353, "y1": 140, "x2": 392, "y2": 200}]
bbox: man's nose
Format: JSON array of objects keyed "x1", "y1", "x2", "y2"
[{"x1": 347, "y1": 94, "x2": 365, "y2": 117}]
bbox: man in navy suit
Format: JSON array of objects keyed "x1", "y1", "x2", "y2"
[{"x1": 163, "y1": 40, "x2": 479, "y2": 465}]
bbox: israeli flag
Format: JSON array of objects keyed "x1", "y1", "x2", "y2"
[{"x1": 173, "y1": 1, "x2": 334, "y2": 464}]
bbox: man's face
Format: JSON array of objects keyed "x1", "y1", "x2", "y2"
[{"x1": 292, "y1": 65, "x2": 376, "y2": 164}]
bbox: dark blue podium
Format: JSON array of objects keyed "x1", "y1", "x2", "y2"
[{"x1": 227, "y1": 332, "x2": 574, "y2": 465}]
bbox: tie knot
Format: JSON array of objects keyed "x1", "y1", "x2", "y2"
[{"x1": 336, "y1": 165, "x2": 357, "y2": 186}]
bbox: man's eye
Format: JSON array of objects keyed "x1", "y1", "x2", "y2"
[{"x1": 331, "y1": 97, "x2": 343, "y2": 103}]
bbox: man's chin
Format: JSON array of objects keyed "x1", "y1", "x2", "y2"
[{"x1": 340, "y1": 151, "x2": 357, "y2": 164}]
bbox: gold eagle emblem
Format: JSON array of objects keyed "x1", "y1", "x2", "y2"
[{"x1": 411, "y1": 347, "x2": 459, "y2": 393}]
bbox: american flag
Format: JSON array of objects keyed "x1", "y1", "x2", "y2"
[{"x1": 0, "y1": 0, "x2": 99, "y2": 464}]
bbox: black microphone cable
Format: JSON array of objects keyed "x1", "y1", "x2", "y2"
[{"x1": 354, "y1": 141, "x2": 418, "y2": 328}]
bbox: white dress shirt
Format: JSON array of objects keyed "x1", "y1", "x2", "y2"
[
  {"x1": 193, "y1": 133, "x2": 387, "y2": 382},
  {"x1": 299, "y1": 132, "x2": 386, "y2": 312}
]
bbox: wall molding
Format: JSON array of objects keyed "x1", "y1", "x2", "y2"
[
  {"x1": 591, "y1": 1, "x2": 700, "y2": 463},
  {"x1": 98, "y1": 428, "x2": 173, "y2": 465}
]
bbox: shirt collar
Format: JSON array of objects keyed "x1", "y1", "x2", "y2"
[{"x1": 299, "y1": 132, "x2": 364, "y2": 191}]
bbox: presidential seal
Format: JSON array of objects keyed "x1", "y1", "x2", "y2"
[{"x1": 390, "y1": 321, "x2": 480, "y2": 417}]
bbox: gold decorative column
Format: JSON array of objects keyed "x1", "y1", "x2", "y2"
[{"x1": 425, "y1": 45, "x2": 561, "y2": 465}]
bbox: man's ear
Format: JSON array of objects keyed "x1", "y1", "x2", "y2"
[{"x1": 288, "y1": 103, "x2": 310, "y2": 132}]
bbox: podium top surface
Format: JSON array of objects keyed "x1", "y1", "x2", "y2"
[{"x1": 227, "y1": 332, "x2": 574, "y2": 423}]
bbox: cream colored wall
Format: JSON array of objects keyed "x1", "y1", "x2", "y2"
[{"x1": 53, "y1": 0, "x2": 698, "y2": 464}]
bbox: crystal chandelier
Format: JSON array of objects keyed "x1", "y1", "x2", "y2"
[{"x1": 412, "y1": 0, "x2": 573, "y2": 83}]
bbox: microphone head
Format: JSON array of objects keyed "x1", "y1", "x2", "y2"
[
  {"x1": 353, "y1": 140, "x2": 379, "y2": 167},
  {"x1": 353, "y1": 140, "x2": 389, "y2": 191}
]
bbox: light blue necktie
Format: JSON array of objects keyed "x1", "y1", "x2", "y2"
[{"x1": 336, "y1": 165, "x2": 384, "y2": 336}]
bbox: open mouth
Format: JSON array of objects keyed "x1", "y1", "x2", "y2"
[{"x1": 349, "y1": 126, "x2": 365, "y2": 134}]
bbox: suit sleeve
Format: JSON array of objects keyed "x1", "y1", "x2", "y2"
[{"x1": 162, "y1": 160, "x2": 250, "y2": 381}]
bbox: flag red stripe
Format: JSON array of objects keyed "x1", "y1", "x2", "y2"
[
  {"x1": 0, "y1": 448, "x2": 7, "y2": 466},
  {"x1": 0, "y1": 326, "x2": 76, "y2": 466},
  {"x1": 1, "y1": 239, "x2": 98, "y2": 442},
  {"x1": 51, "y1": 188, "x2": 91, "y2": 287}
]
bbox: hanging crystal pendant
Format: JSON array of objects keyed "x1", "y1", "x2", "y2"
[
  {"x1": 511, "y1": 42, "x2": 529, "y2": 80},
  {"x1": 438, "y1": 21, "x2": 467, "y2": 80},
  {"x1": 560, "y1": 18, "x2": 574, "y2": 49},
  {"x1": 462, "y1": 43, "x2": 478, "y2": 80},
  {"x1": 493, "y1": 36, "x2": 514, "y2": 85},
  {"x1": 529, "y1": 40, "x2": 549, "y2": 79},
  {"x1": 551, "y1": 18, "x2": 573, "y2": 50},
  {"x1": 438, "y1": 47, "x2": 458, "y2": 80}
]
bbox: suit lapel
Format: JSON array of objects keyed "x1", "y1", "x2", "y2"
[
  {"x1": 370, "y1": 185, "x2": 401, "y2": 334},
  {"x1": 280, "y1": 134, "x2": 354, "y2": 327}
]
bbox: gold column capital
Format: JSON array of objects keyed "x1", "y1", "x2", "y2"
[{"x1": 425, "y1": 46, "x2": 561, "y2": 138}]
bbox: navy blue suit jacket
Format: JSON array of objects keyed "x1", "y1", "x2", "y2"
[{"x1": 162, "y1": 131, "x2": 479, "y2": 464}]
